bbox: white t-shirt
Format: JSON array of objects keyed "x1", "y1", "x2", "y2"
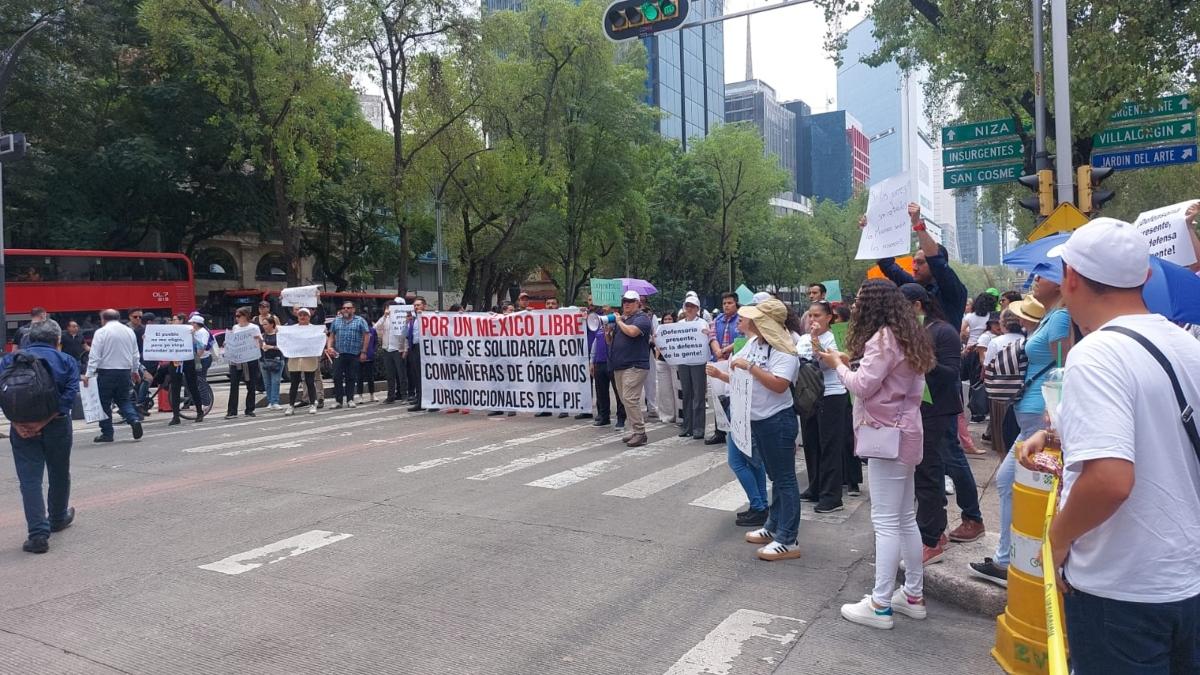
[
  {"x1": 193, "y1": 327, "x2": 212, "y2": 356},
  {"x1": 984, "y1": 332, "x2": 1023, "y2": 367},
  {"x1": 734, "y1": 336, "x2": 798, "y2": 421},
  {"x1": 794, "y1": 329, "x2": 847, "y2": 396},
  {"x1": 1058, "y1": 314, "x2": 1200, "y2": 602},
  {"x1": 962, "y1": 313, "x2": 989, "y2": 347}
]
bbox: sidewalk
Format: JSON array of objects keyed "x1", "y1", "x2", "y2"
[{"x1": 922, "y1": 420, "x2": 1008, "y2": 618}]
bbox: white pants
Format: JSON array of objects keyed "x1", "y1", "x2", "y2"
[
  {"x1": 868, "y1": 458, "x2": 924, "y2": 607},
  {"x1": 654, "y1": 360, "x2": 679, "y2": 423}
]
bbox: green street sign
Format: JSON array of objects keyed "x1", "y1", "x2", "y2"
[
  {"x1": 942, "y1": 140, "x2": 1023, "y2": 167},
  {"x1": 1109, "y1": 94, "x2": 1193, "y2": 123},
  {"x1": 942, "y1": 162, "x2": 1023, "y2": 189},
  {"x1": 941, "y1": 117, "x2": 1021, "y2": 146},
  {"x1": 1093, "y1": 118, "x2": 1196, "y2": 149}
]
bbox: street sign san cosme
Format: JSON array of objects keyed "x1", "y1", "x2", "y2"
[
  {"x1": 1092, "y1": 143, "x2": 1197, "y2": 172},
  {"x1": 941, "y1": 117, "x2": 1022, "y2": 146},
  {"x1": 943, "y1": 162, "x2": 1023, "y2": 189},
  {"x1": 942, "y1": 139, "x2": 1023, "y2": 167},
  {"x1": 1109, "y1": 94, "x2": 1192, "y2": 123},
  {"x1": 1092, "y1": 118, "x2": 1195, "y2": 149}
]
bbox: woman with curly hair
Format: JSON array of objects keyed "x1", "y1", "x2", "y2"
[{"x1": 817, "y1": 279, "x2": 934, "y2": 629}]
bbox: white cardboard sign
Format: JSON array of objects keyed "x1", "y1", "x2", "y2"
[
  {"x1": 142, "y1": 324, "x2": 195, "y2": 361},
  {"x1": 223, "y1": 328, "x2": 262, "y2": 364},
  {"x1": 655, "y1": 320, "x2": 711, "y2": 366},
  {"x1": 80, "y1": 379, "x2": 105, "y2": 424},
  {"x1": 729, "y1": 368, "x2": 753, "y2": 457},
  {"x1": 1134, "y1": 201, "x2": 1198, "y2": 267},
  {"x1": 281, "y1": 285, "x2": 320, "y2": 308},
  {"x1": 277, "y1": 324, "x2": 327, "y2": 358},
  {"x1": 856, "y1": 173, "x2": 912, "y2": 260}
]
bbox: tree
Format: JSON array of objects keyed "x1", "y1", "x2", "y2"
[
  {"x1": 689, "y1": 123, "x2": 790, "y2": 293},
  {"x1": 141, "y1": 0, "x2": 336, "y2": 285}
]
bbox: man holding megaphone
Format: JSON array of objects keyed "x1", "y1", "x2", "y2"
[{"x1": 609, "y1": 290, "x2": 654, "y2": 447}]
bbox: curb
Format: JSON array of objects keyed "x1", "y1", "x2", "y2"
[{"x1": 922, "y1": 532, "x2": 1007, "y2": 618}]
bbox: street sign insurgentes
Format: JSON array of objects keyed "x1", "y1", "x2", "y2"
[
  {"x1": 1092, "y1": 143, "x2": 1197, "y2": 172},
  {"x1": 1092, "y1": 118, "x2": 1196, "y2": 149},
  {"x1": 940, "y1": 117, "x2": 1021, "y2": 146},
  {"x1": 1108, "y1": 94, "x2": 1192, "y2": 123},
  {"x1": 942, "y1": 140, "x2": 1023, "y2": 167},
  {"x1": 942, "y1": 162, "x2": 1023, "y2": 189}
]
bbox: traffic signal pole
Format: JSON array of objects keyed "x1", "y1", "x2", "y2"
[
  {"x1": 679, "y1": 0, "x2": 813, "y2": 29},
  {"x1": 1050, "y1": 0, "x2": 1074, "y2": 204},
  {"x1": 1030, "y1": 0, "x2": 1049, "y2": 171}
]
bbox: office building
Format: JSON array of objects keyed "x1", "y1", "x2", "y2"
[
  {"x1": 790, "y1": 109, "x2": 869, "y2": 204},
  {"x1": 358, "y1": 94, "x2": 391, "y2": 133},
  {"x1": 930, "y1": 140, "x2": 959, "y2": 260},
  {"x1": 954, "y1": 187, "x2": 1006, "y2": 265},
  {"x1": 837, "y1": 18, "x2": 935, "y2": 214},
  {"x1": 725, "y1": 79, "x2": 796, "y2": 191}
]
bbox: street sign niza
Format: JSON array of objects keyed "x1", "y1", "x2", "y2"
[{"x1": 941, "y1": 118, "x2": 1021, "y2": 146}]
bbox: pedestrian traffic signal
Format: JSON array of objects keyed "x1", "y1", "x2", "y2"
[
  {"x1": 1017, "y1": 169, "x2": 1054, "y2": 218},
  {"x1": 1076, "y1": 165, "x2": 1115, "y2": 214},
  {"x1": 603, "y1": 0, "x2": 689, "y2": 41}
]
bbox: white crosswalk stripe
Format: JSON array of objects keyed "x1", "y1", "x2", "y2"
[
  {"x1": 688, "y1": 480, "x2": 748, "y2": 511},
  {"x1": 526, "y1": 435, "x2": 689, "y2": 489},
  {"x1": 467, "y1": 423, "x2": 667, "y2": 481},
  {"x1": 183, "y1": 410, "x2": 413, "y2": 454},
  {"x1": 396, "y1": 423, "x2": 593, "y2": 474},
  {"x1": 604, "y1": 453, "x2": 727, "y2": 499}
]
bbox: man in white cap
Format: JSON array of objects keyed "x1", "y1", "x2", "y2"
[
  {"x1": 374, "y1": 298, "x2": 410, "y2": 404},
  {"x1": 610, "y1": 290, "x2": 654, "y2": 447},
  {"x1": 1019, "y1": 218, "x2": 1200, "y2": 671}
]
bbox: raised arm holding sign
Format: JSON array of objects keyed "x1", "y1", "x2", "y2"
[{"x1": 855, "y1": 173, "x2": 912, "y2": 260}]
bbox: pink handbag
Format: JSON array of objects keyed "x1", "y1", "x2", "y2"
[{"x1": 855, "y1": 415, "x2": 901, "y2": 460}]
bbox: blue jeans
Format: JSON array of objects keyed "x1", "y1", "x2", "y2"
[
  {"x1": 940, "y1": 425, "x2": 983, "y2": 522},
  {"x1": 10, "y1": 416, "x2": 73, "y2": 538},
  {"x1": 97, "y1": 369, "x2": 141, "y2": 439},
  {"x1": 994, "y1": 411, "x2": 1047, "y2": 566},
  {"x1": 261, "y1": 360, "x2": 283, "y2": 406},
  {"x1": 332, "y1": 353, "x2": 360, "y2": 404},
  {"x1": 1064, "y1": 588, "x2": 1200, "y2": 674},
  {"x1": 727, "y1": 434, "x2": 768, "y2": 512},
  {"x1": 756, "y1": 408, "x2": 801, "y2": 546}
]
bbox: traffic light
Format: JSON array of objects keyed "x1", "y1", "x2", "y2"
[
  {"x1": 1076, "y1": 165, "x2": 1115, "y2": 214},
  {"x1": 603, "y1": 0, "x2": 689, "y2": 41},
  {"x1": 1018, "y1": 168, "x2": 1054, "y2": 218}
]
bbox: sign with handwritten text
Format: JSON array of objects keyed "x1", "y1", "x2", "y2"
[{"x1": 856, "y1": 173, "x2": 912, "y2": 260}]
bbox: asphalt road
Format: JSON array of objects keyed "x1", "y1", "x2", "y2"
[{"x1": 0, "y1": 395, "x2": 1000, "y2": 674}]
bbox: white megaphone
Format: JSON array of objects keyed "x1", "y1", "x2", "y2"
[{"x1": 586, "y1": 312, "x2": 602, "y2": 332}]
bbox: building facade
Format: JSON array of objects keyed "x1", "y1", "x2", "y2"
[
  {"x1": 724, "y1": 79, "x2": 796, "y2": 191},
  {"x1": 795, "y1": 110, "x2": 870, "y2": 204},
  {"x1": 645, "y1": 0, "x2": 725, "y2": 147}
]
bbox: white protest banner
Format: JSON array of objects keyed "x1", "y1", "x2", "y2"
[
  {"x1": 281, "y1": 285, "x2": 320, "y2": 308},
  {"x1": 388, "y1": 306, "x2": 411, "y2": 340},
  {"x1": 277, "y1": 324, "x2": 327, "y2": 358},
  {"x1": 729, "y1": 368, "x2": 753, "y2": 457},
  {"x1": 1135, "y1": 201, "x2": 1198, "y2": 266},
  {"x1": 419, "y1": 309, "x2": 592, "y2": 413},
  {"x1": 80, "y1": 379, "x2": 105, "y2": 424},
  {"x1": 655, "y1": 320, "x2": 710, "y2": 366},
  {"x1": 142, "y1": 324, "x2": 194, "y2": 361},
  {"x1": 223, "y1": 328, "x2": 261, "y2": 364},
  {"x1": 856, "y1": 173, "x2": 912, "y2": 260}
]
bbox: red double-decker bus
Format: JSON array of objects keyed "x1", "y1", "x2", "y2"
[{"x1": 5, "y1": 249, "x2": 196, "y2": 339}]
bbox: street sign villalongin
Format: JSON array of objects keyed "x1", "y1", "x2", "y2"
[
  {"x1": 941, "y1": 118, "x2": 1021, "y2": 146},
  {"x1": 942, "y1": 140, "x2": 1023, "y2": 167},
  {"x1": 1092, "y1": 143, "x2": 1197, "y2": 172},
  {"x1": 1092, "y1": 118, "x2": 1195, "y2": 149},
  {"x1": 943, "y1": 162, "x2": 1023, "y2": 189}
]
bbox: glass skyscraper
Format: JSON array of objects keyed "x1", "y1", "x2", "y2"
[{"x1": 644, "y1": 0, "x2": 725, "y2": 148}]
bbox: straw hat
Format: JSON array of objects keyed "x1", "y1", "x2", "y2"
[
  {"x1": 1009, "y1": 295, "x2": 1046, "y2": 323},
  {"x1": 737, "y1": 298, "x2": 796, "y2": 355}
]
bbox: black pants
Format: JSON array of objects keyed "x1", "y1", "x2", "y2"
[
  {"x1": 843, "y1": 410, "x2": 862, "y2": 487},
  {"x1": 332, "y1": 353, "x2": 360, "y2": 404},
  {"x1": 677, "y1": 364, "x2": 706, "y2": 438},
  {"x1": 915, "y1": 413, "x2": 955, "y2": 547},
  {"x1": 169, "y1": 362, "x2": 203, "y2": 420},
  {"x1": 593, "y1": 362, "x2": 625, "y2": 424},
  {"x1": 382, "y1": 350, "x2": 407, "y2": 400},
  {"x1": 227, "y1": 361, "x2": 261, "y2": 416},
  {"x1": 289, "y1": 370, "x2": 317, "y2": 408},
  {"x1": 356, "y1": 361, "x2": 376, "y2": 396},
  {"x1": 801, "y1": 393, "x2": 850, "y2": 507},
  {"x1": 406, "y1": 349, "x2": 421, "y2": 402}
]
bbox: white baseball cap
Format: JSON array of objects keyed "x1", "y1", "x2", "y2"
[
  {"x1": 751, "y1": 291, "x2": 771, "y2": 305},
  {"x1": 188, "y1": 314, "x2": 205, "y2": 325},
  {"x1": 683, "y1": 292, "x2": 700, "y2": 307},
  {"x1": 622, "y1": 290, "x2": 640, "y2": 301},
  {"x1": 1060, "y1": 217, "x2": 1150, "y2": 289}
]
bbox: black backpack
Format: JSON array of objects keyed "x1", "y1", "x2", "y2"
[
  {"x1": 0, "y1": 351, "x2": 60, "y2": 423},
  {"x1": 792, "y1": 358, "x2": 825, "y2": 418}
]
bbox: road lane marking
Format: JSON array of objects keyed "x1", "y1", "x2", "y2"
[
  {"x1": 604, "y1": 453, "x2": 726, "y2": 499},
  {"x1": 78, "y1": 406, "x2": 416, "y2": 439},
  {"x1": 183, "y1": 412, "x2": 412, "y2": 454},
  {"x1": 525, "y1": 435, "x2": 686, "y2": 489},
  {"x1": 396, "y1": 424, "x2": 591, "y2": 474},
  {"x1": 221, "y1": 430, "x2": 426, "y2": 457},
  {"x1": 467, "y1": 424, "x2": 666, "y2": 481},
  {"x1": 663, "y1": 609, "x2": 805, "y2": 675},
  {"x1": 688, "y1": 480, "x2": 747, "y2": 511},
  {"x1": 198, "y1": 530, "x2": 352, "y2": 575}
]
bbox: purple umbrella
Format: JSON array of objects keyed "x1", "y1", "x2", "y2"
[{"x1": 620, "y1": 278, "x2": 657, "y2": 296}]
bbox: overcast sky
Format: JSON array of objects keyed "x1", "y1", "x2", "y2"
[{"x1": 722, "y1": 0, "x2": 870, "y2": 113}]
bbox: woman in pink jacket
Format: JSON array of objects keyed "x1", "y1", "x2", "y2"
[{"x1": 817, "y1": 280, "x2": 935, "y2": 630}]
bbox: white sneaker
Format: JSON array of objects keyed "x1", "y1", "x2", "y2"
[
  {"x1": 284, "y1": 405, "x2": 295, "y2": 416},
  {"x1": 944, "y1": 476, "x2": 955, "y2": 495},
  {"x1": 840, "y1": 595, "x2": 894, "y2": 630},
  {"x1": 745, "y1": 528, "x2": 773, "y2": 545},
  {"x1": 889, "y1": 588, "x2": 927, "y2": 619},
  {"x1": 348, "y1": 400, "x2": 357, "y2": 409},
  {"x1": 333, "y1": 402, "x2": 343, "y2": 409},
  {"x1": 756, "y1": 540, "x2": 802, "y2": 561},
  {"x1": 370, "y1": 394, "x2": 377, "y2": 402},
  {"x1": 308, "y1": 405, "x2": 317, "y2": 415}
]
